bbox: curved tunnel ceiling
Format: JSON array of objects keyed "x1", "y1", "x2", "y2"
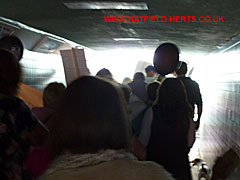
[{"x1": 0, "y1": 0, "x2": 239, "y2": 54}]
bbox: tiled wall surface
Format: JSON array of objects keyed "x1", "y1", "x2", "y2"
[
  {"x1": 198, "y1": 42, "x2": 240, "y2": 179},
  {"x1": 20, "y1": 50, "x2": 66, "y2": 91}
]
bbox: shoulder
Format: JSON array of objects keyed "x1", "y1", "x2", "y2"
[
  {"x1": 125, "y1": 160, "x2": 173, "y2": 176},
  {"x1": 189, "y1": 79, "x2": 201, "y2": 91},
  {"x1": 0, "y1": 96, "x2": 38, "y2": 127},
  {"x1": 97, "y1": 159, "x2": 174, "y2": 179},
  {"x1": 189, "y1": 78, "x2": 199, "y2": 85},
  {"x1": 181, "y1": 77, "x2": 200, "y2": 88},
  {"x1": 128, "y1": 81, "x2": 133, "y2": 86},
  {"x1": 0, "y1": 96, "x2": 27, "y2": 111},
  {"x1": 14, "y1": 97, "x2": 35, "y2": 114},
  {"x1": 40, "y1": 159, "x2": 174, "y2": 180}
]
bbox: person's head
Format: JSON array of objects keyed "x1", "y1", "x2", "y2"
[
  {"x1": 133, "y1": 72, "x2": 145, "y2": 81},
  {"x1": 155, "y1": 78, "x2": 192, "y2": 128},
  {"x1": 0, "y1": 49, "x2": 21, "y2": 96},
  {"x1": 145, "y1": 65, "x2": 156, "y2": 77},
  {"x1": 96, "y1": 68, "x2": 113, "y2": 80},
  {"x1": 122, "y1": 77, "x2": 132, "y2": 85},
  {"x1": 147, "y1": 81, "x2": 160, "y2": 102},
  {"x1": 175, "y1": 61, "x2": 188, "y2": 76},
  {"x1": 153, "y1": 43, "x2": 180, "y2": 76},
  {"x1": 43, "y1": 82, "x2": 66, "y2": 109},
  {"x1": 49, "y1": 76, "x2": 131, "y2": 159},
  {"x1": 0, "y1": 36, "x2": 24, "y2": 61}
]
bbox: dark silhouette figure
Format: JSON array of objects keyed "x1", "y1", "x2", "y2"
[
  {"x1": 0, "y1": 49, "x2": 47, "y2": 179},
  {"x1": 147, "y1": 81, "x2": 160, "y2": 102},
  {"x1": 128, "y1": 72, "x2": 148, "y2": 103},
  {"x1": 147, "y1": 78, "x2": 193, "y2": 180},
  {"x1": 176, "y1": 61, "x2": 202, "y2": 131}
]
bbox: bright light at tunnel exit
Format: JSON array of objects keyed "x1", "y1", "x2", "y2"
[
  {"x1": 86, "y1": 48, "x2": 155, "y2": 82},
  {"x1": 86, "y1": 49, "x2": 208, "y2": 83}
]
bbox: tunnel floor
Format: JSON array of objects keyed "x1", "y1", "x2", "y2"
[{"x1": 189, "y1": 131, "x2": 202, "y2": 180}]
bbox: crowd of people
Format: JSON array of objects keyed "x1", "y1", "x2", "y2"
[{"x1": 0, "y1": 37, "x2": 205, "y2": 180}]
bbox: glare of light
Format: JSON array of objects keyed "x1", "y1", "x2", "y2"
[
  {"x1": 86, "y1": 48, "x2": 154, "y2": 83},
  {"x1": 113, "y1": 38, "x2": 144, "y2": 41},
  {"x1": 190, "y1": 51, "x2": 240, "y2": 112}
]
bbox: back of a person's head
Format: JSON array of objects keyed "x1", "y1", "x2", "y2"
[
  {"x1": 0, "y1": 36, "x2": 24, "y2": 60},
  {"x1": 133, "y1": 72, "x2": 145, "y2": 80},
  {"x1": 122, "y1": 77, "x2": 132, "y2": 85},
  {"x1": 96, "y1": 68, "x2": 113, "y2": 80},
  {"x1": 50, "y1": 76, "x2": 131, "y2": 158},
  {"x1": 145, "y1": 65, "x2": 156, "y2": 78},
  {"x1": 176, "y1": 61, "x2": 188, "y2": 76},
  {"x1": 43, "y1": 82, "x2": 66, "y2": 109},
  {"x1": 0, "y1": 49, "x2": 21, "y2": 96},
  {"x1": 145, "y1": 65, "x2": 155, "y2": 73},
  {"x1": 153, "y1": 42, "x2": 180, "y2": 76},
  {"x1": 147, "y1": 81, "x2": 160, "y2": 102}
]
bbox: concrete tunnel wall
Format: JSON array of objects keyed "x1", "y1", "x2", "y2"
[{"x1": 195, "y1": 38, "x2": 240, "y2": 179}]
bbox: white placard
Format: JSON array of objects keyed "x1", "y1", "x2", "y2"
[{"x1": 60, "y1": 48, "x2": 89, "y2": 85}]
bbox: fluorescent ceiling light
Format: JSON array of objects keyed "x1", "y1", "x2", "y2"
[
  {"x1": 113, "y1": 38, "x2": 159, "y2": 41},
  {"x1": 113, "y1": 38, "x2": 142, "y2": 41},
  {"x1": 63, "y1": 1, "x2": 148, "y2": 10}
]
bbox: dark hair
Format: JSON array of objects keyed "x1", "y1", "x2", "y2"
[
  {"x1": 43, "y1": 82, "x2": 66, "y2": 109},
  {"x1": 153, "y1": 42, "x2": 180, "y2": 75},
  {"x1": 96, "y1": 68, "x2": 113, "y2": 80},
  {"x1": 176, "y1": 61, "x2": 188, "y2": 75},
  {"x1": 0, "y1": 49, "x2": 22, "y2": 96},
  {"x1": 133, "y1": 72, "x2": 145, "y2": 80},
  {"x1": 147, "y1": 81, "x2": 160, "y2": 102},
  {"x1": 0, "y1": 36, "x2": 24, "y2": 61},
  {"x1": 155, "y1": 78, "x2": 192, "y2": 130},
  {"x1": 49, "y1": 76, "x2": 131, "y2": 159}
]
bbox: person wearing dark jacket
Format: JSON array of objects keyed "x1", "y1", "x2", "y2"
[
  {"x1": 128, "y1": 72, "x2": 148, "y2": 103},
  {"x1": 147, "y1": 78, "x2": 193, "y2": 180},
  {"x1": 176, "y1": 61, "x2": 203, "y2": 130}
]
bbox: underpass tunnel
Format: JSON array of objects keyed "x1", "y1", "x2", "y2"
[{"x1": 0, "y1": 0, "x2": 240, "y2": 179}]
